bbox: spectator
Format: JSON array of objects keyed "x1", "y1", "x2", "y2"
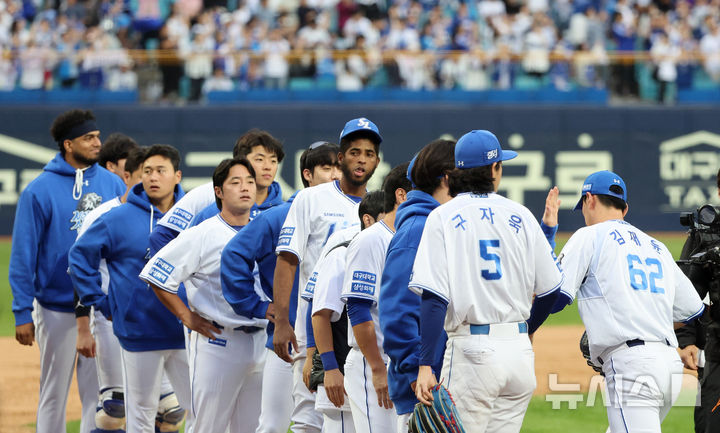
[
  {"x1": 107, "y1": 59, "x2": 139, "y2": 90},
  {"x1": 700, "y1": 19, "x2": 720, "y2": 81},
  {"x1": 611, "y1": 11, "x2": 638, "y2": 96},
  {"x1": 202, "y1": 66, "x2": 234, "y2": 94},
  {"x1": 261, "y1": 27, "x2": 290, "y2": 88},
  {"x1": 522, "y1": 20, "x2": 552, "y2": 78},
  {"x1": 182, "y1": 30, "x2": 214, "y2": 101},
  {"x1": 651, "y1": 31, "x2": 680, "y2": 103}
]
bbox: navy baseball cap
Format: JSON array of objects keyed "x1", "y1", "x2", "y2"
[
  {"x1": 339, "y1": 117, "x2": 382, "y2": 144},
  {"x1": 454, "y1": 130, "x2": 517, "y2": 169},
  {"x1": 573, "y1": 170, "x2": 627, "y2": 210}
]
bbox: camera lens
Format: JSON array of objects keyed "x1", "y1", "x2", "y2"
[{"x1": 698, "y1": 205, "x2": 719, "y2": 226}]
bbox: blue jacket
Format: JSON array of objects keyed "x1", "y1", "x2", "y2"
[
  {"x1": 68, "y1": 183, "x2": 186, "y2": 352},
  {"x1": 379, "y1": 190, "x2": 447, "y2": 415},
  {"x1": 9, "y1": 153, "x2": 125, "y2": 325},
  {"x1": 191, "y1": 181, "x2": 283, "y2": 228},
  {"x1": 221, "y1": 191, "x2": 298, "y2": 350}
]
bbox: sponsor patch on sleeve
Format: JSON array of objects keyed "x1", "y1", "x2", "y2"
[
  {"x1": 278, "y1": 227, "x2": 295, "y2": 247},
  {"x1": 148, "y1": 258, "x2": 175, "y2": 284},
  {"x1": 352, "y1": 271, "x2": 376, "y2": 284},
  {"x1": 350, "y1": 282, "x2": 375, "y2": 296},
  {"x1": 350, "y1": 271, "x2": 377, "y2": 296}
]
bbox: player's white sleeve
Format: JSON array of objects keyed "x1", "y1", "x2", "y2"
[
  {"x1": 671, "y1": 264, "x2": 705, "y2": 322},
  {"x1": 340, "y1": 230, "x2": 385, "y2": 305},
  {"x1": 276, "y1": 189, "x2": 309, "y2": 261},
  {"x1": 312, "y1": 246, "x2": 348, "y2": 322},
  {"x1": 139, "y1": 227, "x2": 203, "y2": 293},
  {"x1": 557, "y1": 227, "x2": 595, "y2": 302},
  {"x1": 531, "y1": 220, "x2": 564, "y2": 297},
  {"x1": 409, "y1": 210, "x2": 450, "y2": 303},
  {"x1": 157, "y1": 182, "x2": 214, "y2": 232}
]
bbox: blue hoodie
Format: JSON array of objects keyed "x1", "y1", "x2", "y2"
[
  {"x1": 190, "y1": 181, "x2": 283, "y2": 228},
  {"x1": 379, "y1": 190, "x2": 447, "y2": 415},
  {"x1": 9, "y1": 153, "x2": 125, "y2": 325},
  {"x1": 68, "y1": 183, "x2": 185, "y2": 352},
  {"x1": 221, "y1": 191, "x2": 299, "y2": 350}
]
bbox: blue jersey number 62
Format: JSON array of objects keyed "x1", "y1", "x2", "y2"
[
  {"x1": 627, "y1": 254, "x2": 665, "y2": 294},
  {"x1": 479, "y1": 239, "x2": 502, "y2": 280}
]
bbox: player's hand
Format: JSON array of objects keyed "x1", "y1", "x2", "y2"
[
  {"x1": 324, "y1": 369, "x2": 346, "y2": 408},
  {"x1": 182, "y1": 311, "x2": 220, "y2": 340},
  {"x1": 370, "y1": 364, "x2": 393, "y2": 409},
  {"x1": 679, "y1": 345, "x2": 699, "y2": 370},
  {"x1": 15, "y1": 322, "x2": 35, "y2": 346},
  {"x1": 273, "y1": 320, "x2": 298, "y2": 364},
  {"x1": 77, "y1": 328, "x2": 96, "y2": 358},
  {"x1": 265, "y1": 303, "x2": 276, "y2": 323},
  {"x1": 542, "y1": 186, "x2": 561, "y2": 228},
  {"x1": 415, "y1": 365, "x2": 438, "y2": 406},
  {"x1": 303, "y1": 347, "x2": 316, "y2": 391}
]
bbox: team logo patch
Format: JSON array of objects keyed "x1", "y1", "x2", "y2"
[
  {"x1": 148, "y1": 267, "x2": 169, "y2": 284},
  {"x1": 486, "y1": 149, "x2": 498, "y2": 160},
  {"x1": 305, "y1": 282, "x2": 315, "y2": 295},
  {"x1": 208, "y1": 338, "x2": 227, "y2": 347},
  {"x1": 582, "y1": 183, "x2": 592, "y2": 191},
  {"x1": 352, "y1": 271, "x2": 376, "y2": 284},
  {"x1": 351, "y1": 283, "x2": 375, "y2": 296},
  {"x1": 70, "y1": 192, "x2": 102, "y2": 231}
]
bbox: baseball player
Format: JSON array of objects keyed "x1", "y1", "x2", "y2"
[
  {"x1": 273, "y1": 118, "x2": 383, "y2": 432},
  {"x1": 221, "y1": 143, "x2": 341, "y2": 433},
  {"x1": 340, "y1": 163, "x2": 412, "y2": 433},
  {"x1": 150, "y1": 129, "x2": 285, "y2": 254},
  {"x1": 411, "y1": 130, "x2": 564, "y2": 433},
  {"x1": 302, "y1": 190, "x2": 386, "y2": 433},
  {"x1": 75, "y1": 146, "x2": 185, "y2": 433},
  {"x1": 140, "y1": 158, "x2": 265, "y2": 433},
  {"x1": 553, "y1": 170, "x2": 705, "y2": 432},
  {"x1": 378, "y1": 139, "x2": 455, "y2": 432},
  {"x1": 69, "y1": 145, "x2": 193, "y2": 433},
  {"x1": 9, "y1": 109, "x2": 124, "y2": 433}
]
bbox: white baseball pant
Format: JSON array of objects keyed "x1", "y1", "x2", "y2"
[
  {"x1": 601, "y1": 342, "x2": 684, "y2": 433},
  {"x1": 187, "y1": 327, "x2": 265, "y2": 433},
  {"x1": 120, "y1": 348, "x2": 192, "y2": 433},
  {"x1": 344, "y1": 348, "x2": 398, "y2": 433},
  {"x1": 256, "y1": 348, "x2": 295, "y2": 433},
  {"x1": 34, "y1": 302, "x2": 99, "y2": 433},
  {"x1": 396, "y1": 413, "x2": 411, "y2": 433},
  {"x1": 291, "y1": 348, "x2": 324, "y2": 433},
  {"x1": 315, "y1": 385, "x2": 354, "y2": 433},
  {"x1": 442, "y1": 324, "x2": 535, "y2": 433}
]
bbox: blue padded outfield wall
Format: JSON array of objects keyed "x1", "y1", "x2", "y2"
[{"x1": 1, "y1": 105, "x2": 720, "y2": 235}]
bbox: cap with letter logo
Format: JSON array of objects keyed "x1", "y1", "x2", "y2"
[
  {"x1": 573, "y1": 170, "x2": 627, "y2": 210},
  {"x1": 339, "y1": 117, "x2": 382, "y2": 144},
  {"x1": 454, "y1": 130, "x2": 517, "y2": 169}
]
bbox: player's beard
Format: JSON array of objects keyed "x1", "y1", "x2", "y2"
[
  {"x1": 74, "y1": 152, "x2": 99, "y2": 167},
  {"x1": 340, "y1": 161, "x2": 376, "y2": 187}
]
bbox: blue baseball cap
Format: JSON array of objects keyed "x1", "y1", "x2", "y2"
[
  {"x1": 454, "y1": 130, "x2": 517, "y2": 169},
  {"x1": 339, "y1": 117, "x2": 382, "y2": 144},
  {"x1": 406, "y1": 154, "x2": 418, "y2": 188},
  {"x1": 573, "y1": 170, "x2": 627, "y2": 210}
]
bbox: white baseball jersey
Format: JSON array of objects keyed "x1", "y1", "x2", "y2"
[
  {"x1": 277, "y1": 180, "x2": 362, "y2": 346},
  {"x1": 302, "y1": 226, "x2": 360, "y2": 314},
  {"x1": 76, "y1": 196, "x2": 122, "y2": 294},
  {"x1": 410, "y1": 193, "x2": 563, "y2": 332},
  {"x1": 156, "y1": 181, "x2": 214, "y2": 232},
  {"x1": 140, "y1": 214, "x2": 267, "y2": 329},
  {"x1": 558, "y1": 219, "x2": 704, "y2": 362},
  {"x1": 341, "y1": 220, "x2": 394, "y2": 355}
]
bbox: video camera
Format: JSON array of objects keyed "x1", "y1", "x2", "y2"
[{"x1": 678, "y1": 205, "x2": 720, "y2": 322}]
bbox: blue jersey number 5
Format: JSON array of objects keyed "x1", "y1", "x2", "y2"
[
  {"x1": 479, "y1": 239, "x2": 502, "y2": 280},
  {"x1": 627, "y1": 254, "x2": 665, "y2": 294}
]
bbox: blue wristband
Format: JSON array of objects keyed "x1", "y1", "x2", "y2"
[{"x1": 320, "y1": 351, "x2": 339, "y2": 371}]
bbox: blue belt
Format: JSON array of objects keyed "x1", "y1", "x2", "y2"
[
  {"x1": 212, "y1": 321, "x2": 263, "y2": 334},
  {"x1": 470, "y1": 322, "x2": 528, "y2": 335}
]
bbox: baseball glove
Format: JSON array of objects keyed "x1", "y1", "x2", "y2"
[
  {"x1": 579, "y1": 330, "x2": 603, "y2": 375},
  {"x1": 408, "y1": 384, "x2": 466, "y2": 433}
]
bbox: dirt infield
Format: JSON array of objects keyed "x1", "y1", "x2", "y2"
[{"x1": 0, "y1": 325, "x2": 690, "y2": 432}]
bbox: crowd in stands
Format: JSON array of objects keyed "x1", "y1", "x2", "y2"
[{"x1": 1, "y1": 0, "x2": 719, "y2": 102}]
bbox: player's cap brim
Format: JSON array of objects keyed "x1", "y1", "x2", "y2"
[{"x1": 500, "y1": 150, "x2": 518, "y2": 162}]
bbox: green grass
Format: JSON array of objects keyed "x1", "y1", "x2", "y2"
[
  {"x1": 0, "y1": 240, "x2": 13, "y2": 336},
  {"x1": 522, "y1": 393, "x2": 695, "y2": 432}
]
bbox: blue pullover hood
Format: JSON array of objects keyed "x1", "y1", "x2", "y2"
[
  {"x1": 10, "y1": 153, "x2": 125, "y2": 325},
  {"x1": 379, "y1": 190, "x2": 447, "y2": 415},
  {"x1": 69, "y1": 182, "x2": 186, "y2": 351}
]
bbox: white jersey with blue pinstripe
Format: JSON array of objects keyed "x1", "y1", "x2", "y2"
[
  {"x1": 409, "y1": 192, "x2": 563, "y2": 332},
  {"x1": 557, "y1": 219, "x2": 704, "y2": 362}
]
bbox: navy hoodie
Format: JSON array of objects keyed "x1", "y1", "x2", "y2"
[
  {"x1": 68, "y1": 183, "x2": 185, "y2": 352},
  {"x1": 221, "y1": 191, "x2": 299, "y2": 350},
  {"x1": 9, "y1": 153, "x2": 125, "y2": 325},
  {"x1": 378, "y1": 190, "x2": 447, "y2": 415}
]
